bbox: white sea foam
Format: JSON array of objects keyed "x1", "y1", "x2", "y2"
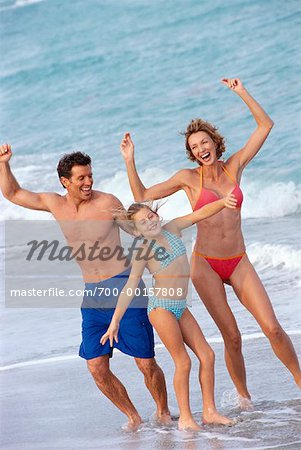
[
  {"x1": 100, "y1": 168, "x2": 301, "y2": 220},
  {"x1": 1, "y1": 330, "x2": 300, "y2": 372},
  {"x1": 243, "y1": 181, "x2": 301, "y2": 218},
  {"x1": 14, "y1": 0, "x2": 44, "y2": 7},
  {"x1": 247, "y1": 441, "x2": 301, "y2": 450},
  {"x1": 0, "y1": 0, "x2": 44, "y2": 10},
  {"x1": 1, "y1": 165, "x2": 300, "y2": 221},
  {"x1": 97, "y1": 168, "x2": 192, "y2": 219},
  {"x1": 247, "y1": 243, "x2": 301, "y2": 271},
  {"x1": 0, "y1": 200, "x2": 52, "y2": 220},
  {"x1": 200, "y1": 432, "x2": 260, "y2": 442}
]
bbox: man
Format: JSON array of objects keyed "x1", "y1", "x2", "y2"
[{"x1": 0, "y1": 143, "x2": 171, "y2": 431}]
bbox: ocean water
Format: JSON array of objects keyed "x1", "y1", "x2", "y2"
[{"x1": 1, "y1": 0, "x2": 301, "y2": 448}]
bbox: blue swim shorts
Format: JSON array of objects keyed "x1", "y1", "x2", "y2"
[{"x1": 79, "y1": 268, "x2": 154, "y2": 360}]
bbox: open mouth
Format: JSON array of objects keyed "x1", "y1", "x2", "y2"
[
  {"x1": 81, "y1": 187, "x2": 92, "y2": 194},
  {"x1": 149, "y1": 222, "x2": 158, "y2": 231},
  {"x1": 200, "y1": 152, "x2": 210, "y2": 161}
]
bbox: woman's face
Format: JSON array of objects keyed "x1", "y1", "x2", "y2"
[
  {"x1": 133, "y1": 207, "x2": 161, "y2": 238},
  {"x1": 188, "y1": 131, "x2": 217, "y2": 165}
]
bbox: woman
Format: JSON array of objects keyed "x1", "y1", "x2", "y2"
[
  {"x1": 101, "y1": 194, "x2": 236, "y2": 430},
  {"x1": 120, "y1": 78, "x2": 301, "y2": 407}
]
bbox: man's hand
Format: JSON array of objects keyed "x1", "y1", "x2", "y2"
[
  {"x1": 221, "y1": 78, "x2": 246, "y2": 95},
  {"x1": 0, "y1": 144, "x2": 12, "y2": 163},
  {"x1": 120, "y1": 132, "x2": 134, "y2": 162}
]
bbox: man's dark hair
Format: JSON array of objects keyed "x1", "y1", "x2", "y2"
[{"x1": 57, "y1": 151, "x2": 91, "y2": 188}]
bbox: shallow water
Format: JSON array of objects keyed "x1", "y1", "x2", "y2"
[{"x1": 1, "y1": 337, "x2": 301, "y2": 449}]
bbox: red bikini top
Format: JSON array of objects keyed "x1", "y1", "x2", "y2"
[{"x1": 193, "y1": 164, "x2": 243, "y2": 211}]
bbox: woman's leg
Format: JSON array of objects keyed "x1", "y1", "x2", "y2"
[
  {"x1": 230, "y1": 255, "x2": 301, "y2": 387},
  {"x1": 191, "y1": 254, "x2": 251, "y2": 401},
  {"x1": 149, "y1": 307, "x2": 201, "y2": 430},
  {"x1": 179, "y1": 309, "x2": 233, "y2": 425}
]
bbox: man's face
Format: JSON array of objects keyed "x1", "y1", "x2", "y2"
[{"x1": 63, "y1": 165, "x2": 93, "y2": 200}]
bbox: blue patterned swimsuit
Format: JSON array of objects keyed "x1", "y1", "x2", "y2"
[{"x1": 147, "y1": 229, "x2": 187, "y2": 320}]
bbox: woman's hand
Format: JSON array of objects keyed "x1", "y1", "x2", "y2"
[
  {"x1": 221, "y1": 78, "x2": 246, "y2": 95},
  {"x1": 223, "y1": 193, "x2": 237, "y2": 209},
  {"x1": 100, "y1": 320, "x2": 120, "y2": 347},
  {"x1": 120, "y1": 132, "x2": 134, "y2": 162}
]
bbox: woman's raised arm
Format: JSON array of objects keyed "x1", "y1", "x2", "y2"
[
  {"x1": 222, "y1": 78, "x2": 274, "y2": 171},
  {"x1": 120, "y1": 132, "x2": 186, "y2": 201}
]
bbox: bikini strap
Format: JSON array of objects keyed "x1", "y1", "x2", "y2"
[
  {"x1": 151, "y1": 230, "x2": 171, "y2": 278},
  {"x1": 200, "y1": 166, "x2": 203, "y2": 189},
  {"x1": 222, "y1": 165, "x2": 237, "y2": 185}
]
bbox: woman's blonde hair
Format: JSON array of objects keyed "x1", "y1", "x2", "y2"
[{"x1": 126, "y1": 202, "x2": 159, "y2": 229}]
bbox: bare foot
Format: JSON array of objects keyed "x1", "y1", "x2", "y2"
[
  {"x1": 122, "y1": 415, "x2": 143, "y2": 432},
  {"x1": 178, "y1": 417, "x2": 202, "y2": 431},
  {"x1": 238, "y1": 395, "x2": 254, "y2": 411},
  {"x1": 202, "y1": 409, "x2": 234, "y2": 426},
  {"x1": 154, "y1": 411, "x2": 173, "y2": 426}
]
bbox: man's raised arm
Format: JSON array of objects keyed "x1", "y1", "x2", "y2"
[{"x1": 0, "y1": 144, "x2": 57, "y2": 211}]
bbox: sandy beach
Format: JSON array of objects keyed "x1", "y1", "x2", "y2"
[{"x1": 1, "y1": 333, "x2": 301, "y2": 449}]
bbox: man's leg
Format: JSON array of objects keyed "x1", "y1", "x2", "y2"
[
  {"x1": 135, "y1": 357, "x2": 171, "y2": 424},
  {"x1": 87, "y1": 354, "x2": 142, "y2": 431}
]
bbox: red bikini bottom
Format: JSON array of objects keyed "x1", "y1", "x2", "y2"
[{"x1": 193, "y1": 251, "x2": 245, "y2": 282}]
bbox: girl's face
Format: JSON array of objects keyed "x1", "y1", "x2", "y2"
[
  {"x1": 188, "y1": 131, "x2": 217, "y2": 165},
  {"x1": 133, "y1": 207, "x2": 161, "y2": 238}
]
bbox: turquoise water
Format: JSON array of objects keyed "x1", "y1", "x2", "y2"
[
  {"x1": 1, "y1": 0, "x2": 301, "y2": 185},
  {"x1": 1, "y1": 1, "x2": 301, "y2": 448}
]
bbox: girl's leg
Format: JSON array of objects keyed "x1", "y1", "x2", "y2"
[
  {"x1": 179, "y1": 309, "x2": 233, "y2": 425},
  {"x1": 230, "y1": 255, "x2": 301, "y2": 387},
  {"x1": 191, "y1": 255, "x2": 251, "y2": 402},
  {"x1": 149, "y1": 308, "x2": 201, "y2": 430}
]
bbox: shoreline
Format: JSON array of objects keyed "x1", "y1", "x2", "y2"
[
  {"x1": 2, "y1": 336, "x2": 301, "y2": 449},
  {"x1": 1, "y1": 329, "x2": 301, "y2": 372}
]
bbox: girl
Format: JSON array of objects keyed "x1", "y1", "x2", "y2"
[{"x1": 101, "y1": 193, "x2": 237, "y2": 430}]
